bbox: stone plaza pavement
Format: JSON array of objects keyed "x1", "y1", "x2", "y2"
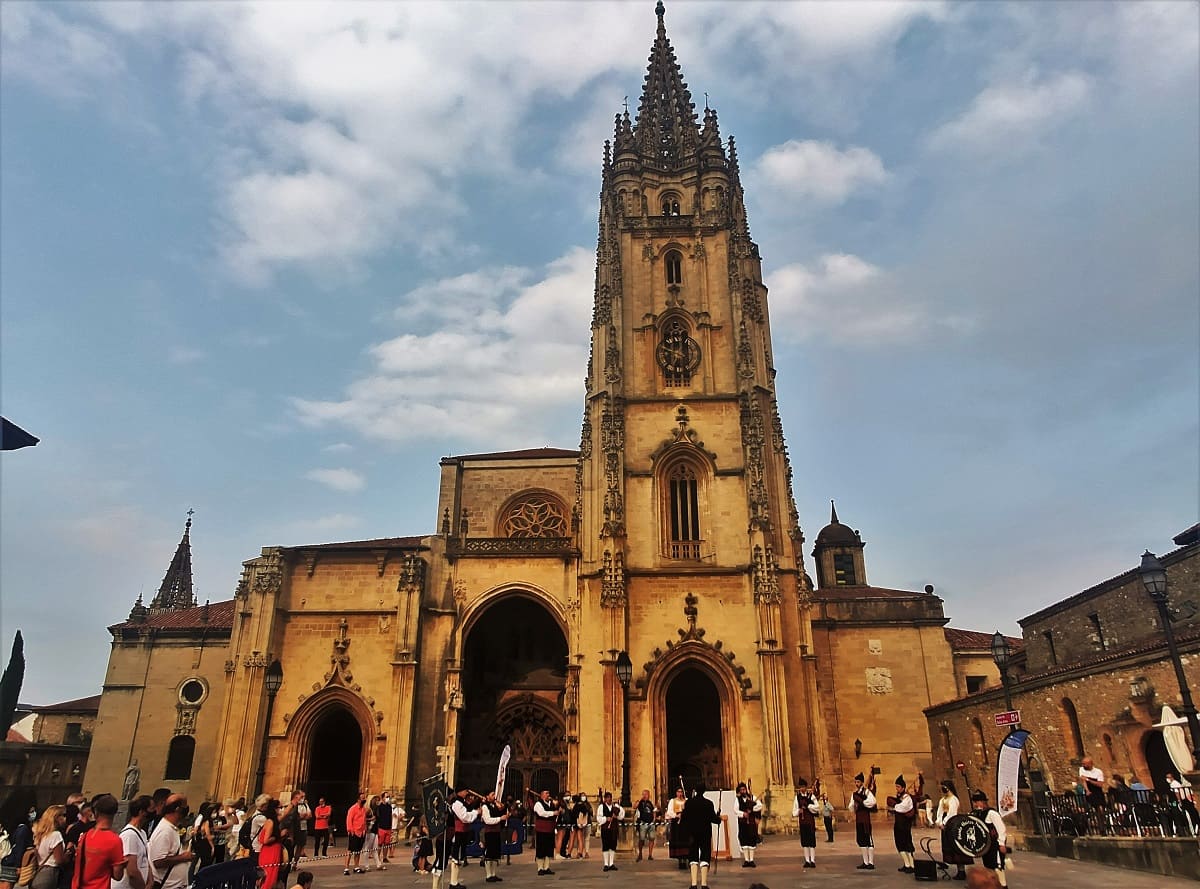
[{"x1": 289, "y1": 827, "x2": 1191, "y2": 889}]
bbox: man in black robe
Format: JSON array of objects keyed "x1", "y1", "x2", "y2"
[{"x1": 680, "y1": 783, "x2": 722, "y2": 889}]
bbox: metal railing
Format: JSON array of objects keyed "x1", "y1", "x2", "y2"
[
  {"x1": 1032, "y1": 790, "x2": 1199, "y2": 839},
  {"x1": 192, "y1": 858, "x2": 257, "y2": 889}
]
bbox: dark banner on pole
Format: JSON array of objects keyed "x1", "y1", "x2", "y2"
[{"x1": 422, "y1": 773, "x2": 449, "y2": 837}]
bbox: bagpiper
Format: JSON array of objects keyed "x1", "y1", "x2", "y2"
[
  {"x1": 850, "y1": 772, "x2": 877, "y2": 870},
  {"x1": 791, "y1": 778, "x2": 820, "y2": 868},
  {"x1": 969, "y1": 790, "x2": 1008, "y2": 888},
  {"x1": 480, "y1": 791, "x2": 507, "y2": 884},
  {"x1": 597, "y1": 791, "x2": 624, "y2": 872},
  {"x1": 735, "y1": 782, "x2": 763, "y2": 867},
  {"x1": 888, "y1": 775, "x2": 916, "y2": 874},
  {"x1": 448, "y1": 788, "x2": 479, "y2": 889},
  {"x1": 531, "y1": 789, "x2": 558, "y2": 877},
  {"x1": 680, "y1": 781, "x2": 722, "y2": 889}
]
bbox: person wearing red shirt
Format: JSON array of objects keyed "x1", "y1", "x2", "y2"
[
  {"x1": 343, "y1": 792, "x2": 368, "y2": 875},
  {"x1": 73, "y1": 795, "x2": 126, "y2": 889},
  {"x1": 312, "y1": 799, "x2": 332, "y2": 857}
]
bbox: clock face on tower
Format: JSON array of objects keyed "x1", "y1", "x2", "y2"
[{"x1": 657, "y1": 322, "x2": 701, "y2": 375}]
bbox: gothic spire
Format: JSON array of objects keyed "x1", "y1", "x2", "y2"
[
  {"x1": 830, "y1": 500, "x2": 840, "y2": 525},
  {"x1": 149, "y1": 511, "x2": 196, "y2": 610},
  {"x1": 634, "y1": 1, "x2": 701, "y2": 167}
]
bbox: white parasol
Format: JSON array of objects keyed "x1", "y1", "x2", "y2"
[{"x1": 1152, "y1": 705, "x2": 1195, "y2": 774}]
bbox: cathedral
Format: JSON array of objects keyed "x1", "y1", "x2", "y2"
[{"x1": 85, "y1": 3, "x2": 1004, "y2": 825}]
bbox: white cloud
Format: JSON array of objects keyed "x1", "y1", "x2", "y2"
[
  {"x1": 271, "y1": 512, "x2": 362, "y2": 543},
  {"x1": 0, "y1": 3, "x2": 125, "y2": 98},
  {"x1": 167, "y1": 345, "x2": 206, "y2": 365},
  {"x1": 305, "y1": 467, "x2": 366, "y2": 492},
  {"x1": 322, "y1": 442, "x2": 353, "y2": 453},
  {"x1": 768, "y1": 253, "x2": 974, "y2": 346},
  {"x1": 929, "y1": 71, "x2": 1091, "y2": 153},
  {"x1": 292, "y1": 247, "x2": 594, "y2": 445},
  {"x1": 753, "y1": 140, "x2": 887, "y2": 205}
]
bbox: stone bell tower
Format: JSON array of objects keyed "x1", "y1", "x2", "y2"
[{"x1": 573, "y1": 1, "x2": 825, "y2": 818}]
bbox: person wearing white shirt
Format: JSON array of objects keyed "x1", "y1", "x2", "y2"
[
  {"x1": 147, "y1": 796, "x2": 193, "y2": 889},
  {"x1": 734, "y1": 782, "x2": 764, "y2": 868},
  {"x1": 849, "y1": 772, "x2": 877, "y2": 870},
  {"x1": 888, "y1": 776, "x2": 916, "y2": 874},
  {"x1": 1077, "y1": 757, "x2": 1105, "y2": 808},
  {"x1": 791, "y1": 779, "x2": 820, "y2": 868},
  {"x1": 447, "y1": 789, "x2": 479, "y2": 889},
  {"x1": 532, "y1": 790, "x2": 558, "y2": 876},
  {"x1": 1166, "y1": 771, "x2": 1199, "y2": 836},
  {"x1": 969, "y1": 790, "x2": 1008, "y2": 888},
  {"x1": 112, "y1": 797, "x2": 152, "y2": 889},
  {"x1": 595, "y1": 793, "x2": 623, "y2": 872},
  {"x1": 934, "y1": 781, "x2": 968, "y2": 880}
]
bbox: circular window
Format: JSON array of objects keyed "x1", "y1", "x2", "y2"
[{"x1": 179, "y1": 679, "x2": 206, "y2": 705}]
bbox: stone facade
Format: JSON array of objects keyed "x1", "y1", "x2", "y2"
[
  {"x1": 84, "y1": 4, "x2": 1001, "y2": 828},
  {"x1": 926, "y1": 531, "x2": 1200, "y2": 793}
]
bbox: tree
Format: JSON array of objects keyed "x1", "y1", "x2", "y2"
[{"x1": 0, "y1": 630, "x2": 26, "y2": 738}]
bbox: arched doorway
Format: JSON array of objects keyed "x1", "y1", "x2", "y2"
[
  {"x1": 458, "y1": 596, "x2": 568, "y2": 795},
  {"x1": 665, "y1": 666, "x2": 725, "y2": 795},
  {"x1": 1144, "y1": 730, "x2": 1174, "y2": 791},
  {"x1": 306, "y1": 707, "x2": 363, "y2": 823}
]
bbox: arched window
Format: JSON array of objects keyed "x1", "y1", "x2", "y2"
[
  {"x1": 665, "y1": 250, "x2": 683, "y2": 285},
  {"x1": 164, "y1": 735, "x2": 196, "y2": 780},
  {"x1": 971, "y1": 718, "x2": 987, "y2": 765},
  {"x1": 500, "y1": 492, "x2": 568, "y2": 538},
  {"x1": 666, "y1": 462, "x2": 701, "y2": 559},
  {"x1": 661, "y1": 193, "x2": 681, "y2": 216},
  {"x1": 1062, "y1": 697, "x2": 1085, "y2": 758}
]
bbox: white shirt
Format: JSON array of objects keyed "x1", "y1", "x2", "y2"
[
  {"x1": 665, "y1": 797, "x2": 686, "y2": 820},
  {"x1": 791, "y1": 794, "x2": 819, "y2": 818},
  {"x1": 37, "y1": 831, "x2": 63, "y2": 867},
  {"x1": 737, "y1": 795, "x2": 763, "y2": 819},
  {"x1": 893, "y1": 794, "x2": 914, "y2": 815},
  {"x1": 935, "y1": 795, "x2": 960, "y2": 826},
  {"x1": 980, "y1": 808, "x2": 1007, "y2": 848},
  {"x1": 449, "y1": 799, "x2": 478, "y2": 826},
  {"x1": 850, "y1": 788, "x2": 876, "y2": 811},
  {"x1": 597, "y1": 803, "x2": 623, "y2": 825},
  {"x1": 481, "y1": 805, "x2": 505, "y2": 828},
  {"x1": 112, "y1": 825, "x2": 149, "y2": 889},
  {"x1": 1078, "y1": 765, "x2": 1104, "y2": 791},
  {"x1": 533, "y1": 800, "x2": 557, "y2": 820},
  {"x1": 147, "y1": 819, "x2": 187, "y2": 889}
]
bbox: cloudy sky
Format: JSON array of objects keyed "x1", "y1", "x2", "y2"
[{"x1": 2, "y1": 1, "x2": 1197, "y2": 706}]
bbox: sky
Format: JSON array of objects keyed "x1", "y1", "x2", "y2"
[{"x1": 1, "y1": 0, "x2": 1197, "y2": 707}]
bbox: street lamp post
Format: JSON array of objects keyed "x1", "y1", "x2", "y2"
[
  {"x1": 616, "y1": 650, "x2": 633, "y2": 809},
  {"x1": 991, "y1": 631, "x2": 1014, "y2": 713},
  {"x1": 1139, "y1": 551, "x2": 1200, "y2": 764},
  {"x1": 254, "y1": 659, "x2": 284, "y2": 798}
]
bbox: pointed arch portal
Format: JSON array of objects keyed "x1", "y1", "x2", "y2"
[
  {"x1": 458, "y1": 595, "x2": 568, "y2": 795},
  {"x1": 305, "y1": 707, "x2": 364, "y2": 818},
  {"x1": 665, "y1": 666, "x2": 725, "y2": 795}
]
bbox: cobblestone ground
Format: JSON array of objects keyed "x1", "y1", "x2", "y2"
[{"x1": 286, "y1": 826, "x2": 1192, "y2": 889}]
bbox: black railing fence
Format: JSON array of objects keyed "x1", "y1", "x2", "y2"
[
  {"x1": 192, "y1": 857, "x2": 258, "y2": 889},
  {"x1": 1032, "y1": 789, "x2": 1199, "y2": 839}
]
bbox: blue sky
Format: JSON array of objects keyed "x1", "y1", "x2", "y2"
[{"x1": 2, "y1": 0, "x2": 1197, "y2": 706}]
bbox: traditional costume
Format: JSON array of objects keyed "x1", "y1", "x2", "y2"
[
  {"x1": 850, "y1": 772, "x2": 876, "y2": 870},
  {"x1": 680, "y1": 783, "x2": 722, "y2": 889},
  {"x1": 889, "y1": 775, "x2": 916, "y2": 873},
  {"x1": 448, "y1": 791, "x2": 479, "y2": 889},
  {"x1": 596, "y1": 795, "x2": 623, "y2": 871},
  {"x1": 935, "y1": 781, "x2": 970, "y2": 880},
  {"x1": 665, "y1": 788, "x2": 688, "y2": 869},
  {"x1": 969, "y1": 791, "x2": 1008, "y2": 888},
  {"x1": 532, "y1": 792, "x2": 558, "y2": 876},
  {"x1": 791, "y1": 778, "x2": 820, "y2": 867},
  {"x1": 480, "y1": 795, "x2": 506, "y2": 883},
  {"x1": 735, "y1": 782, "x2": 763, "y2": 867}
]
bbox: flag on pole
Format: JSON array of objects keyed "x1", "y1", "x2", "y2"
[{"x1": 495, "y1": 744, "x2": 512, "y2": 799}]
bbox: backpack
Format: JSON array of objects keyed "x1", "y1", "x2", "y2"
[{"x1": 238, "y1": 818, "x2": 254, "y2": 850}]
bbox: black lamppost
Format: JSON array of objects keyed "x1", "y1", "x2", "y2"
[
  {"x1": 1140, "y1": 551, "x2": 1200, "y2": 764},
  {"x1": 616, "y1": 650, "x2": 633, "y2": 809},
  {"x1": 254, "y1": 659, "x2": 284, "y2": 797},
  {"x1": 991, "y1": 631, "x2": 1014, "y2": 713}
]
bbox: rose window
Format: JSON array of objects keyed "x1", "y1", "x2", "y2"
[{"x1": 502, "y1": 496, "x2": 568, "y2": 538}]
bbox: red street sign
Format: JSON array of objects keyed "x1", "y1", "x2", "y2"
[
  {"x1": 955, "y1": 761, "x2": 966, "y2": 771},
  {"x1": 995, "y1": 710, "x2": 1021, "y2": 727}
]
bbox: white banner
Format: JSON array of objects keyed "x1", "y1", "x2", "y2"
[
  {"x1": 495, "y1": 744, "x2": 512, "y2": 799},
  {"x1": 995, "y1": 729, "x2": 1029, "y2": 817}
]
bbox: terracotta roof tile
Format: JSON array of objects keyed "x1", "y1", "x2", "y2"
[
  {"x1": 944, "y1": 627, "x2": 1022, "y2": 651},
  {"x1": 33, "y1": 694, "x2": 101, "y2": 714},
  {"x1": 109, "y1": 598, "x2": 235, "y2": 634},
  {"x1": 441, "y1": 447, "x2": 579, "y2": 463},
  {"x1": 286, "y1": 535, "x2": 427, "y2": 552}
]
